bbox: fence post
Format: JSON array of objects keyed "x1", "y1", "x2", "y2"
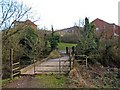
[
  {"x1": 10, "y1": 48, "x2": 13, "y2": 80},
  {"x1": 86, "y1": 56, "x2": 88, "y2": 68},
  {"x1": 66, "y1": 47, "x2": 68, "y2": 54},
  {"x1": 59, "y1": 58, "x2": 61, "y2": 75},
  {"x1": 34, "y1": 58, "x2": 35, "y2": 74},
  {"x1": 19, "y1": 59, "x2": 21, "y2": 77},
  {"x1": 73, "y1": 54, "x2": 75, "y2": 68},
  {"x1": 69, "y1": 48, "x2": 72, "y2": 70},
  {"x1": 72, "y1": 46, "x2": 75, "y2": 55}
]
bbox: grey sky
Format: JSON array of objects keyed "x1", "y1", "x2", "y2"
[{"x1": 17, "y1": 0, "x2": 120, "y2": 30}]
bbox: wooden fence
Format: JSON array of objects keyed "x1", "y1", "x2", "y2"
[
  {"x1": 10, "y1": 48, "x2": 20, "y2": 79},
  {"x1": 73, "y1": 55, "x2": 88, "y2": 67}
]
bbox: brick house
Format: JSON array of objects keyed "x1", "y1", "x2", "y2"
[
  {"x1": 14, "y1": 20, "x2": 37, "y2": 30},
  {"x1": 56, "y1": 18, "x2": 120, "y2": 39},
  {"x1": 92, "y1": 18, "x2": 120, "y2": 39}
]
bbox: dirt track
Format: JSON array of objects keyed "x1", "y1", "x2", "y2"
[{"x1": 3, "y1": 76, "x2": 42, "y2": 88}]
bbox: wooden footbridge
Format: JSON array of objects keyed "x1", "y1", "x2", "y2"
[{"x1": 9, "y1": 48, "x2": 88, "y2": 79}]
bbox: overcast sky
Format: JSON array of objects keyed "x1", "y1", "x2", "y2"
[{"x1": 17, "y1": 0, "x2": 119, "y2": 30}]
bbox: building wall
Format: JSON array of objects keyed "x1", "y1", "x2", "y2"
[
  {"x1": 55, "y1": 26, "x2": 82, "y2": 36},
  {"x1": 92, "y1": 18, "x2": 120, "y2": 39}
]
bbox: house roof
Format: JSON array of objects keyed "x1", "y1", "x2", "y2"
[
  {"x1": 55, "y1": 26, "x2": 82, "y2": 32},
  {"x1": 92, "y1": 18, "x2": 120, "y2": 36},
  {"x1": 15, "y1": 19, "x2": 37, "y2": 27},
  {"x1": 25, "y1": 20, "x2": 37, "y2": 27}
]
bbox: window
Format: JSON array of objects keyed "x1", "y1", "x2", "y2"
[
  {"x1": 67, "y1": 30, "x2": 72, "y2": 33},
  {"x1": 96, "y1": 27, "x2": 99, "y2": 31}
]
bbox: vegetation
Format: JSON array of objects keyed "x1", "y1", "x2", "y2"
[
  {"x1": 0, "y1": 0, "x2": 31, "y2": 35},
  {"x1": 36, "y1": 75, "x2": 68, "y2": 88},
  {"x1": 2, "y1": 77, "x2": 19, "y2": 87},
  {"x1": 49, "y1": 26, "x2": 59, "y2": 51},
  {"x1": 69, "y1": 62, "x2": 120, "y2": 88},
  {"x1": 1, "y1": 0, "x2": 44, "y2": 79},
  {"x1": 47, "y1": 50, "x2": 60, "y2": 59},
  {"x1": 60, "y1": 33, "x2": 79, "y2": 43},
  {"x1": 76, "y1": 17, "x2": 120, "y2": 68},
  {"x1": 1, "y1": 6, "x2": 119, "y2": 87},
  {"x1": 2, "y1": 25, "x2": 47, "y2": 79},
  {"x1": 97, "y1": 36, "x2": 120, "y2": 67},
  {"x1": 76, "y1": 17, "x2": 97, "y2": 56}
]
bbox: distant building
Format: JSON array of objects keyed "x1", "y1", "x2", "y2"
[
  {"x1": 14, "y1": 20, "x2": 37, "y2": 30},
  {"x1": 55, "y1": 26, "x2": 82, "y2": 36},
  {"x1": 55, "y1": 18, "x2": 120, "y2": 40},
  {"x1": 92, "y1": 18, "x2": 120, "y2": 38}
]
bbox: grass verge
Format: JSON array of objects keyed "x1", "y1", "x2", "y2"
[
  {"x1": 58, "y1": 42, "x2": 77, "y2": 50},
  {"x1": 35, "y1": 74, "x2": 68, "y2": 88},
  {"x1": 2, "y1": 77, "x2": 19, "y2": 87}
]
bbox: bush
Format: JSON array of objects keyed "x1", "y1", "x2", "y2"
[
  {"x1": 97, "y1": 36, "x2": 120, "y2": 67},
  {"x1": 2, "y1": 26, "x2": 47, "y2": 78},
  {"x1": 75, "y1": 17, "x2": 120, "y2": 68},
  {"x1": 2, "y1": 65, "x2": 11, "y2": 79}
]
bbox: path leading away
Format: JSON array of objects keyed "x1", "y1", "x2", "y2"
[
  {"x1": 3, "y1": 51, "x2": 71, "y2": 88},
  {"x1": 20, "y1": 51, "x2": 72, "y2": 74}
]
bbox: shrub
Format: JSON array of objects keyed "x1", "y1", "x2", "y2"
[
  {"x1": 75, "y1": 17, "x2": 120, "y2": 68},
  {"x1": 97, "y1": 36, "x2": 120, "y2": 67},
  {"x1": 76, "y1": 17, "x2": 97, "y2": 56},
  {"x1": 2, "y1": 26, "x2": 46, "y2": 78},
  {"x1": 2, "y1": 65, "x2": 11, "y2": 79},
  {"x1": 49, "y1": 26, "x2": 59, "y2": 51}
]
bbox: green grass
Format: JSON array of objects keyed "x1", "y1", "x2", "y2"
[
  {"x1": 58, "y1": 42, "x2": 77, "y2": 50},
  {"x1": 36, "y1": 74, "x2": 68, "y2": 88},
  {"x1": 2, "y1": 77, "x2": 19, "y2": 87},
  {"x1": 1, "y1": 78, "x2": 11, "y2": 86}
]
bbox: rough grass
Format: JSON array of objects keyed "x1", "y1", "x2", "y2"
[
  {"x1": 47, "y1": 50, "x2": 61, "y2": 59},
  {"x1": 58, "y1": 42, "x2": 77, "y2": 50},
  {"x1": 3, "y1": 75, "x2": 69, "y2": 88},
  {"x1": 1, "y1": 78, "x2": 10, "y2": 87},
  {"x1": 69, "y1": 62, "x2": 120, "y2": 88},
  {"x1": 2, "y1": 77, "x2": 19, "y2": 87},
  {"x1": 35, "y1": 74, "x2": 68, "y2": 88}
]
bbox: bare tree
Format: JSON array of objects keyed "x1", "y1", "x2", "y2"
[
  {"x1": 0, "y1": 0, "x2": 31, "y2": 30},
  {"x1": 78, "y1": 19, "x2": 84, "y2": 27}
]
